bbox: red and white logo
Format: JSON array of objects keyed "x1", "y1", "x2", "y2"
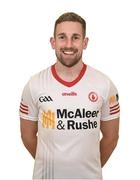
[{"x1": 88, "y1": 92, "x2": 98, "y2": 102}]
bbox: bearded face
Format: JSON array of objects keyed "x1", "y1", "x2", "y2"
[
  {"x1": 50, "y1": 21, "x2": 88, "y2": 68},
  {"x1": 55, "y1": 45, "x2": 82, "y2": 68}
]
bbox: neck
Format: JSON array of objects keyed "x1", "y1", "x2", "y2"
[{"x1": 54, "y1": 60, "x2": 84, "y2": 81}]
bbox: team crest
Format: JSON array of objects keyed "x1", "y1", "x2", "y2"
[{"x1": 88, "y1": 92, "x2": 98, "y2": 102}]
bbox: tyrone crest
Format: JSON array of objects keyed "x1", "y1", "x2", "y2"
[{"x1": 88, "y1": 92, "x2": 98, "y2": 102}]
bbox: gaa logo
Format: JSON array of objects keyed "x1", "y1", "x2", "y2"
[
  {"x1": 88, "y1": 92, "x2": 98, "y2": 102},
  {"x1": 39, "y1": 96, "x2": 53, "y2": 103}
]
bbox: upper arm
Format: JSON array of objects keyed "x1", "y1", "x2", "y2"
[
  {"x1": 19, "y1": 80, "x2": 39, "y2": 121},
  {"x1": 20, "y1": 118, "x2": 38, "y2": 139},
  {"x1": 101, "y1": 78, "x2": 120, "y2": 122},
  {"x1": 100, "y1": 118, "x2": 119, "y2": 138},
  {"x1": 20, "y1": 79, "x2": 39, "y2": 140}
]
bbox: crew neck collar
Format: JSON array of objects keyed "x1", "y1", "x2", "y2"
[{"x1": 51, "y1": 63, "x2": 87, "y2": 87}]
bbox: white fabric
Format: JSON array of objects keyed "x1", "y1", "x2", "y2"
[{"x1": 19, "y1": 64, "x2": 120, "y2": 180}]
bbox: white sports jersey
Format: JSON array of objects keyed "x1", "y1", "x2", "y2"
[{"x1": 19, "y1": 63, "x2": 120, "y2": 180}]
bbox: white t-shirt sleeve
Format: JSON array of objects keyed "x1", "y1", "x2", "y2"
[
  {"x1": 101, "y1": 79, "x2": 120, "y2": 121},
  {"x1": 19, "y1": 80, "x2": 38, "y2": 121}
]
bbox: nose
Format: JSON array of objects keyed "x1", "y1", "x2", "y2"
[{"x1": 65, "y1": 38, "x2": 73, "y2": 48}]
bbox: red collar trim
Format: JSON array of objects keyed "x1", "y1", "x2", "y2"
[{"x1": 51, "y1": 63, "x2": 87, "y2": 87}]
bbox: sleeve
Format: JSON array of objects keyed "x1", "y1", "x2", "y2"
[
  {"x1": 19, "y1": 80, "x2": 38, "y2": 121},
  {"x1": 101, "y1": 79, "x2": 120, "y2": 121}
]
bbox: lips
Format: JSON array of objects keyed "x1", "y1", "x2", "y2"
[
  {"x1": 61, "y1": 48, "x2": 77, "y2": 55},
  {"x1": 63, "y1": 51, "x2": 75, "y2": 55}
]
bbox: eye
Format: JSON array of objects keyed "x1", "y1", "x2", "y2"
[
  {"x1": 58, "y1": 35, "x2": 65, "y2": 40},
  {"x1": 73, "y1": 36, "x2": 80, "y2": 40}
]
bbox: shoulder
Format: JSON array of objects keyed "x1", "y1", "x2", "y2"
[
  {"x1": 27, "y1": 66, "x2": 51, "y2": 96},
  {"x1": 86, "y1": 65, "x2": 117, "y2": 100},
  {"x1": 29, "y1": 66, "x2": 50, "y2": 86},
  {"x1": 86, "y1": 64, "x2": 111, "y2": 86}
]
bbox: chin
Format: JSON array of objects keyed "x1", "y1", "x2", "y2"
[{"x1": 60, "y1": 59, "x2": 79, "y2": 67}]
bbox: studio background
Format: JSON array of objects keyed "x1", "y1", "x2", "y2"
[{"x1": 0, "y1": 0, "x2": 140, "y2": 179}]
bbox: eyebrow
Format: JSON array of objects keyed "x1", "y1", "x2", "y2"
[
  {"x1": 57, "y1": 33, "x2": 66, "y2": 36},
  {"x1": 57, "y1": 33, "x2": 81, "y2": 37},
  {"x1": 72, "y1": 33, "x2": 81, "y2": 37}
]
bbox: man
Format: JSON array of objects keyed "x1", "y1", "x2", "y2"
[{"x1": 20, "y1": 12, "x2": 120, "y2": 180}]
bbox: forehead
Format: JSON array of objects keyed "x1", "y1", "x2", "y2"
[{"x1": 55, "y1": 21, "x2": 83, "y2": 36}]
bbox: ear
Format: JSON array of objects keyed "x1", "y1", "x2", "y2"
[
  {"x1": 83, "y1": 37, "x2": 89, "y2": 49},
  {"x1": 50, "y1": 37, "x2": 56, "y2": 49}
]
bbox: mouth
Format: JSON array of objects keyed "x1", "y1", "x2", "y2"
[{"x1": 62, "y1": 50, "x2": 75, "y2": 55}]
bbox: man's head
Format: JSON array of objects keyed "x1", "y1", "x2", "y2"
[
  {"x1": 54, "y1": 12, "x2": 86, "y2": 38},
  {"x1": 50, "y1": 12, "x2": 88, "y2": 67}
]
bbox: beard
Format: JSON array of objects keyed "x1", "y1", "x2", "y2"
[{"x1": 55, "y1": 48, "x2": 83, "y2": 68}]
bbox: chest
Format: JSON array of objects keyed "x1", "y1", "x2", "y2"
[
  {"x1": 36, "y1": 84, "x2": 103, "y2": 113},
  {"x1": 35, "y1": 77, "x2": 105, "y2": 136}
]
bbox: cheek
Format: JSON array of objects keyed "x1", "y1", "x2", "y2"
[
  {"x1": 56, "y1": 42, "x2": 66, "y2": 49},
  {"x1": 75, "y1": 41, "x2": 85, "y2": 49},
  {"x1": 77, "y1": 44, "x2": 84, "y2": 51},
  {"x1": 55, "y1": 45, "x2": 63, "y2": 53}
]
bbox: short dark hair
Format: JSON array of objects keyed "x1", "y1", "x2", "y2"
[{"x1": 54, "y1": 12, "x2": 86, "y2": 37}]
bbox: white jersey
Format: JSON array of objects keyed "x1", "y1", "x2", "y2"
[{"x1": 19, "y1": 63, "x2": 120, "y2": 180}]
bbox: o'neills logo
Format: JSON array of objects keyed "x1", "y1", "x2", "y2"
[
  {"x1": 62, "y1": 92, "x2": 77, "y2": 96},
  {"x1": 42, "y1": 108, "x2": 99, "y2": 130}
]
